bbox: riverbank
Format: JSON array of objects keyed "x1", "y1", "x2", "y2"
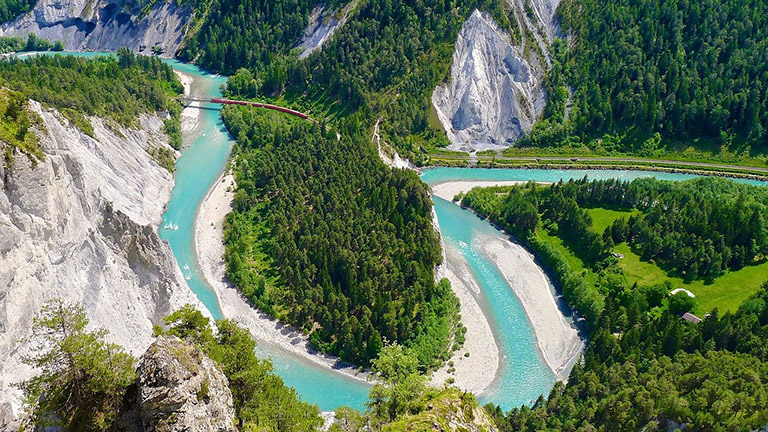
[
  {"x1": 174, "y1": 70, "x2": 200, "y2": 135},
  {"x1": 193, "y1": 170, "x2": 372, "y2": 386},
  {"x1": 427, "y1": 158, "x2": 768, "y2": 182},
  {"x1": 430, "y1": 179, "x2": 584, "y2": 379},
  {"x1": 430, "y1": 242, "x2": 501, "y2": 395},
  {"x1": 480, "y1": 235, "x2": 583, "y2": 378},
  {"x1": 431, "y1": 180, "x2": 526, "y2": 201}
]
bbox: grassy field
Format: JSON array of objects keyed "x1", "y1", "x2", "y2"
[
  {"x1": 537, "y1": 227, "x2": 601, "y2": 287},
  {"x1": 615, "y1": 243, "x2": 768, "y2": 314},
  {"x1": 586, "y1": 207, "x2": 640, "y2": 234},
  {"x1": 539, "y1": 206, "x2": 765, "y2": 315}
]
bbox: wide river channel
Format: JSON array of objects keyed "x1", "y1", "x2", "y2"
[{"x1": 28, "y1": 52, "x2": 767, "y2": 412}]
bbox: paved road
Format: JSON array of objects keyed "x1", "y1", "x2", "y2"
[{"x1": 432, "y1": 154, "x2": 768, "y2": 173}]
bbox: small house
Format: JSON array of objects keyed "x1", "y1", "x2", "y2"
[{"x1": 682, "y1": 312, "x2": 702, "y2": 324}]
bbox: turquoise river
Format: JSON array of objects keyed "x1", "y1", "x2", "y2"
[{"x1": 23, "y1": 52, "x2": 767, "y2": 412}]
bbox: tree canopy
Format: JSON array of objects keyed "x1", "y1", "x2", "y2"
[
  {"x1": 221, "y1": 107, "x2": 460, "y2": 368},
  {"x1": 527, "y1": 0, "x2": 768, "y2": 149}
]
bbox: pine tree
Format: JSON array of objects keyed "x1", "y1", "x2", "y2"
[{"x1": 17, "y1": 298, "x2": 137, "y2": 431}]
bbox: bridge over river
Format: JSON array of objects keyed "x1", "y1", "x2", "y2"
[{"x1": 179, "y1": 97, "x2": 313, "y2": 121}]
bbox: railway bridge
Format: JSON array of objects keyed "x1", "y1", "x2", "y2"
[{"x1": 178, "y1": 97, "x2": 313, "y2": 121}]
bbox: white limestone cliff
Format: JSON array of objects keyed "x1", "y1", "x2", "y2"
[
  {"x1": 433, "y1": 1, "x2": 561, "y2": 151},
  {"x1": 0, "y1": 102, "x2": 203, "y2": 424},
  {"x1": 0, "y1": 0, "x2": 191, "y2": 56}
]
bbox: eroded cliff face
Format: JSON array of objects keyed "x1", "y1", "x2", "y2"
[
  {"x1": 0, "y1": 0, "x2": 191, "y2": 55},
  {"x1": 433, "y1": 1, "x2": 561, "y2": 151},
  {"x1": 0, "y1": 101, "x2": 202, "y2": 423}
]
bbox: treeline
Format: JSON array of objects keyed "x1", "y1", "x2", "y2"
[
  {"x1": 284, "y1": 0, "x2": 509, "y2": 161},
  {"x1": 221, "y1": 107, "x2": 459, "y2": 367},
  {"x1": 17, "y1": 300, "x2": 321, "y2": 431},
  {"x1": 0, "y1": 50, "x2": 183, "y2": 142},
  {"x1": 490, "y1": 284, "x2": 768, "y2": 431},
  {"x1": 0, "y1": 34, "x2": 63, "y2": 54},
  {"x1": 0, "y1": 0, "x2": 33, "y2": 22},
  {"x1": 529, "y1": 0, "x2": 768, "y2": 149}
]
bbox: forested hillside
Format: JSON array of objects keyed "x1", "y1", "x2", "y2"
[
  {"x1": 178, "y1": 0, "x2": 318, "y2": 75},
  {"x1": 527, "y1": 0, "x2": 768, "y2": 150},
  {"x1": 221, "y1": 107, "x2": 460, "y2": 367},
  {"x1": 0, "y1": 0, "x2": 34, "y2": 22},
  {"x1": 188, "y1": 0, "x2": 509, "y2": 161}
]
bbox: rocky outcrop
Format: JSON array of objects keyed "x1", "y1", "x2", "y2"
[
  {"x1": 0, "y1": 101, "x2": 203, "y2": 424},
  {"x1": 0, "y1": 0, "x2": 191, "y2": 56},
  {"x1": 381, "y1": 389, "x2": 498, "y2": 432},
  {"x1": 137, "y1": 336, "x2": 235, "y2": 432},
  {"x1": 296, "y1": 0, "x2": 358, "y2": 60},
  {"x1": 432, "y1": 2, "x2": 561, "y2": 151}
]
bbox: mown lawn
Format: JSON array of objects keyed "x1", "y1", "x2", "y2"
[{"x1": 615, "y1": 243, "x2": 768, "y2": 314}]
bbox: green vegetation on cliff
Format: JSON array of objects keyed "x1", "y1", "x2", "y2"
[
  {"x1": 0, "y1": 87, "x2": 43, "y2": 162},
  {"x1": 221, "y1": 107, "x2": 460, "y2": 367},
  {"x1": 17, "y1": 299, "x2": 138, "y2": 431},
  {"x1": 0, "y1": 50, "x2": 182, "y2": 143},
  {"x1": 161, "y1": 305, "x2": 323, "y2": 432},
  {"x1": 18, "y1": 301, "x2": 323, "y2": 432},
  {"x1": 0, "y1": 0, "x2": 35, "y2": 23}
]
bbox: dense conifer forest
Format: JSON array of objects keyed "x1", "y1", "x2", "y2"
[
  {"x1": 489, "y1": 285, "x2": 768, "y2": 431},
  {"x1": 0, "y1": 0, "x2": 34, "y2": 22},
  {"x1": 221, "y1": 107, "x2": 460, "y2": 367},
  {"x1": 527, "y1": 0, "x2": 768, "y2": 149},
  {"x1": 178, "y1": 0, "x2": 317, "y2": 75}
]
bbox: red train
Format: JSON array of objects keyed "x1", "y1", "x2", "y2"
[{"x1": 209, "y1": 98, "x2": 309, "y2": 120}]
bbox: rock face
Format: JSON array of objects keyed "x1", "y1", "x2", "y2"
[
  {"x1": 137, "y1": 336, "x2": 235, "y2": 432},
  {"x1": 296, "y1": 0, "x2": 358, "y2": 60},
  {"x1": 0, "y1": 102, "x2": 202, "y2": 423},
  {"x1": 0, "y1": 0, "x2": 191, "y2": 56},
  {"x1": 432, "y1": 2, "x2": 560, "y2": 151}
]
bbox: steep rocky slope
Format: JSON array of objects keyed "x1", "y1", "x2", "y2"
[
  {"x1": 0, "y1": 100, "x2": 202, "y2": 423},
  {"x1": 433, "y1": 1, "x2": 560, "y2": 151},
  {"x1": 0, "y1": 0, "x2": 191, "y2": 55},
  {"x1": 132, "y1": 335, "x2": 235, "y2": 432},
  {"x1": 296, "y1": 0, "x2": 358, "y2": 60}
]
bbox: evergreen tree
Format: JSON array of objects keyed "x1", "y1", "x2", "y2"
[{"x1": 17, "y1": 299, "x2": 137, "y2": 431}]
